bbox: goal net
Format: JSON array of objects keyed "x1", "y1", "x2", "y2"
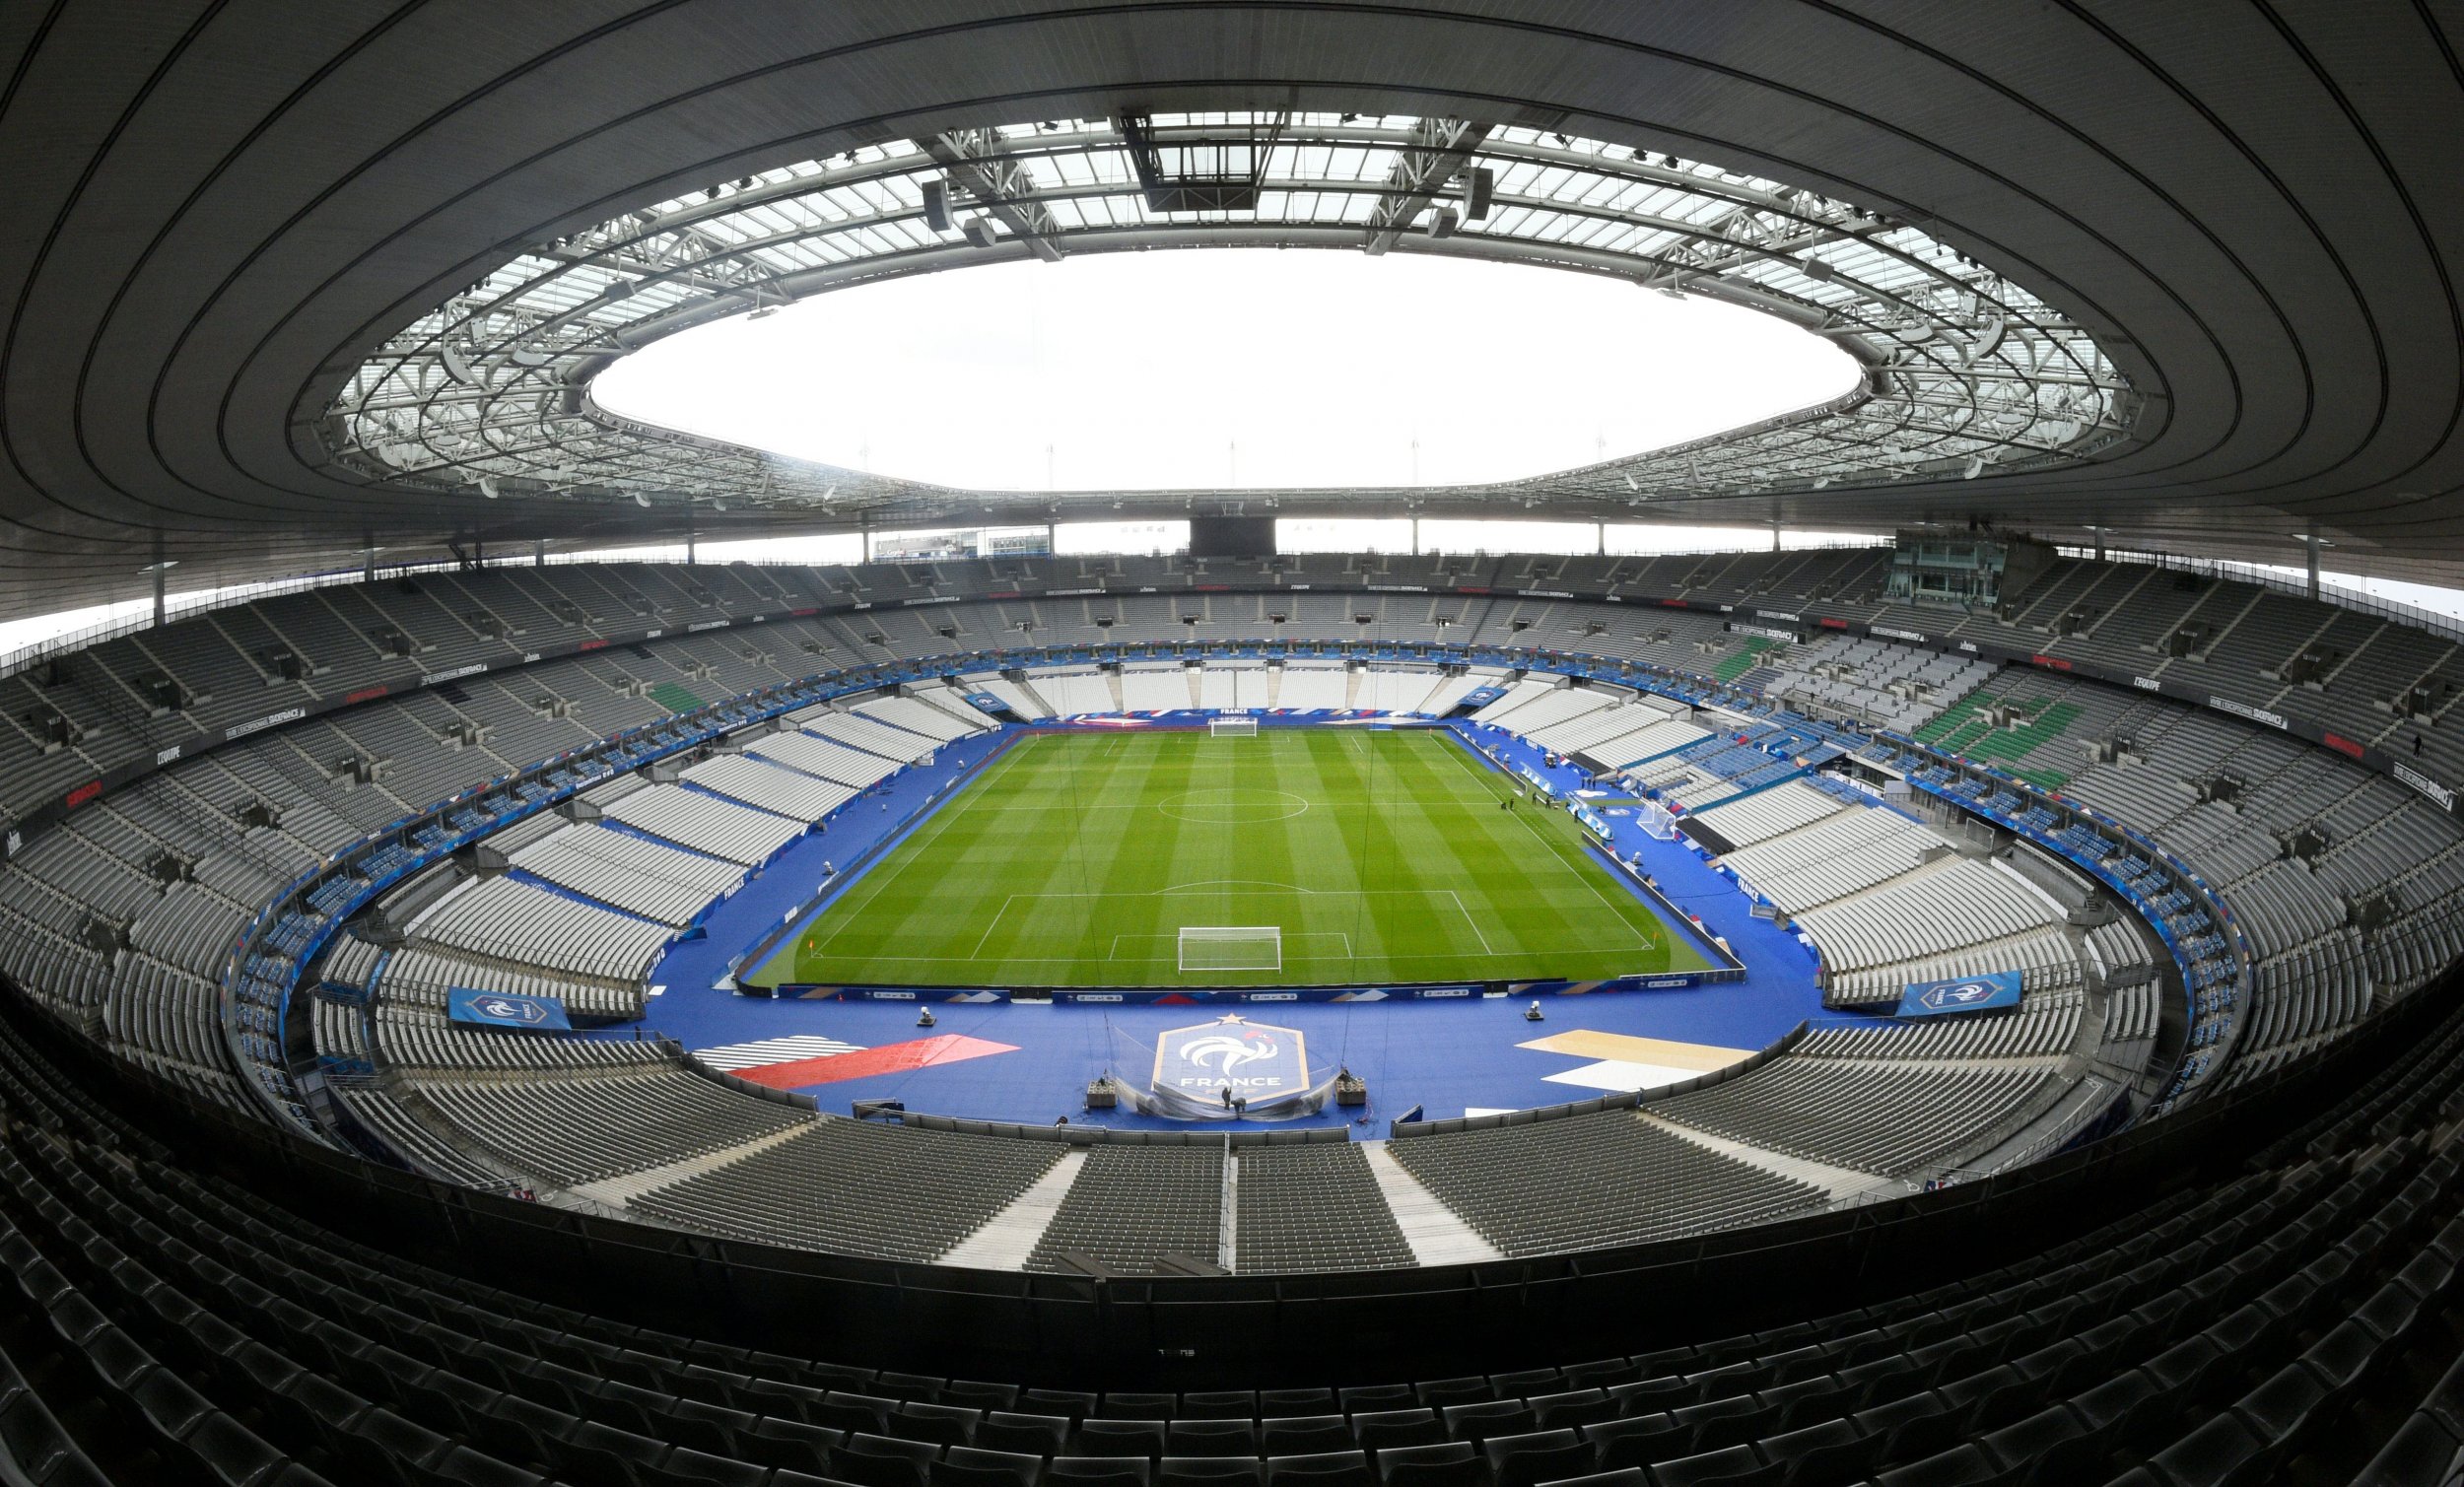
[
  {"x1": 1179, "y1": 925, "x2": 1282, "y2": 973},
  {"x1": 1208, "y1": 716, "x2": 1259, "y2": 737}
]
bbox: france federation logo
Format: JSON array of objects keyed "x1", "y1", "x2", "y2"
[
  {"x1": 1895, "y1": 970, "x2": 2021, "y2": 1019},
  {"x1": 1154, "y1": 1014, "x2": 1309, "y2": 1096},
  {"x1": 446, "y1": 985, "x2": 573, "y2": 1031},
  {"x1": 1919, "y1": 980, "x2": 2000, "y2": 1011}
]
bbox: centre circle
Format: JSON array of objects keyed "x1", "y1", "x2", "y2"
[{"x1": 1158, "y1": 788, "x2": 1310, "y2": 824}]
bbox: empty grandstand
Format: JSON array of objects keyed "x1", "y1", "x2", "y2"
[{"x1": 5, "y1": 11, "x2": 2464, "y2": 1485}]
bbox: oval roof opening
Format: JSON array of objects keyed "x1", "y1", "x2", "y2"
[{"x1": 593, "y1": 249, "x2": 1863, "y2": 493}]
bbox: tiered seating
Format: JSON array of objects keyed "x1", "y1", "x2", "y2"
[
  {"x1": 1392, "y1": 1112, "x2": 1827, "y2": 1255},
  {"x1": 414, "y1": 1065, "x2": 813, "y2": 1185},
  {"x1": 904, "y1": 683, "x2": 1003, "y2": 731},
  {"x1": 748, "y1": 729, "x2": 902, "y2": 788},
  {"x1": 1232, "y1": 1145, "x2": 1414, "y2": 1274},
  {"x1": 507, "y1": 823, "x2": 743, "y2": 926},
  {"x1": 1351, "y1": 666, "x2": 1450, "y2": 714},
  {"x1": 1467, "y1": 676, "x2": 1563, "y2": 725},
  {"x1": 628, "y1": 1120, "x2": 1066, "y2": 1262},
  {"x1": 126, "y1": 882, "x2": 252, "y2": 981},
  {"x1": 799, "y1": 709, "x2": 939, "y2": 763},
  {"x1": 1034, "y1": 670, "x2": 1117, "y2": 716},
  {"x1": 1524, "y1": 698, "x2": 1676, "y2": 762},
  {"x1": 600, "y1": 782, "x2": 803, "y2": 865},
  {"x1": 1793, "y1": 857, "x2": 2071, "y2": 990},
  {"x1": 13, "y1": 548, "x2": 2464, "y2": 1295},
  {"x1": 853, "y1": 694, "x2": 985, "y2": 743},
  {"x1": 370, "y1": 1003, "x2": 676, "y2": 1074},
  {"x1": 1225, "y1": 665, "x2": 1274, "y2": 710},
  {"x1": 405, "y1": 876, "x2": 672, "y2": 985},
  {"x1": 681, "y1": 754, "x2": 854, "y2": 822},
  {"x1": 1716, "y1": 806, "x2": 1946, "y2": 913},
  {"x1": 4, "y1": 896, "x2": 2464, "y2": 1487},
  {"x1": 2087, "y1": 917, "x2": 2156, "y2": 983},
  {"x1": 965, "y1": 675, "x2": 1052, "y2": 719},
  {"x1": 1478, "y1": 684, "x2": 1610, "y2": 737},
  {"x1": 1411, "y1": 672, "x2": 1494, "y2": 715},
  {"x1": 96, "y1": 957, "x2": 236, "y2": 1098},
  {"x1": 1792, "y1": 996, "x2": 2085, "y2": 1062},
  {"x1": 377, "y1": 945, "x2": 644, "y2": 1022},
  {"x1": 1653, "y1": 1058, "x2": 2059, "y2": 1176},
  {"x1": 317, "y1": 933, "x2": 381, "y2": 994},
  {"x1": 1585, "y1": 714, "x2": 1710, "y2": 769},
  {"x1": 1627, "y1": 732, "x2": 1803, "y2": 809},
  {"x1": 1269, "y1": 665, "x2": 1349, "y2": 710},
  {"x1": 1823, "y1": 924, "x2": 2081, "y2": 1005},
  {"x1": 329, "y1": 1081, "x2": 512, "y2": 1186},
  {"x1": 2105, "y1": 979, "x2": 2163, "y2": 1047},
  {"x1": 1116, "y1": 666, "x2": 1191, "y2": 712},
  {"x1": 1765, "y1": 636, "x2": 1998, "y2": 732},
  {"x1": 1687, "y1": 777, "x2": 1852, "y2": 848},
  {"x1": 1025, "y1": 1147, "x2": 1224, "y2": 1275}
]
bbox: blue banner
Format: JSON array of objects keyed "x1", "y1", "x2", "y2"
[
  {"x1": 447, "y1": 986, "x2": 573, "y2": 1031},
  {"x1": 1895, "y1": 969, "x2": 2023, "y2": 1018}
]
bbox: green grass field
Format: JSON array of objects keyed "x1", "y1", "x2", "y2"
[{"x1": 759, "y1": 728, "x2": 1715, "y2": 988}]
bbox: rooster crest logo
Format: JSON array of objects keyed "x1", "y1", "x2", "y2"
[
  {"x1": 1154, "y1": 1014, "x2": 1308, "y2": 1094},
  {"x1": 1179, "y1": 1031, "x2": 1279, "y2": 1073}
]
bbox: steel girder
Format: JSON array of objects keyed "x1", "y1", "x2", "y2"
[{"x1": 324, "y1": 114, "x2": 2134, "y2": 528}]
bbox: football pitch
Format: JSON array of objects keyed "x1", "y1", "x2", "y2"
[{"x1": 758, "y1": 727, "x2": 1717, "y2": 988}]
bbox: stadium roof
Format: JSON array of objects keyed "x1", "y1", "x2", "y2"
[
  {"x1": 339, "y1": 117, "x2": 2124, "y2": 515},
  {"x1": 3, "y1": 4, "x2": 2463, "y2": 613}
]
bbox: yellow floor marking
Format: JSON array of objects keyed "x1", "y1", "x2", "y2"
[{"x1": 1518, "y1": 1029, "x2": 1754, "y2": 1071}]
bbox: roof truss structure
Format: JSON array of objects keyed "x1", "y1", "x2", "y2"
[{"x1": 323, "y1": 113, "x2": 2137, "y2": 532}]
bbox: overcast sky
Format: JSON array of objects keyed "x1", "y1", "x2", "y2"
[{"x1": 593, "y1": 249, "x2": 1864, "y2": 492}]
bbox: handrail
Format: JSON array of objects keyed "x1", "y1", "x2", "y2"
[{"x1": 2061, "y1": 543, "x2": 2464, "y2": 646}]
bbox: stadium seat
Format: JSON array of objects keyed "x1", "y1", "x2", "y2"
[
  {"x1": 2352, "y1": 1414, "x2": 2464, "y2": 1486},
  {"x1": 1441, "y1": 1403, "x2": 1535, "y2": 1445},
  {"x1": 1266, "y1": 1452, "x2": 1374, "y2": 1487},
  {"x1": 1181, "y1": 1393, "x2": 1263, "y2": 1421},
  {"x1": 934, "y1": 1449, "x2": 1044, "y2": 1487},
  {"x1": 7, "y1": 544, "x2": 2464, "y2": 1487},
  {"x1": 1261, "y1": 1419, "x2": 1353, "y2": 1456},
  {"x1": 1158, "y1": 1457, "x2": 1265, "y2": 1487},
  {"x1": 1353, "y1": 1412, "x2": 1448, "y2": 1453},
  {"x1": 1051, "y1": 1457, "x2": 1154, "y2": 1487},
  {"x1": 977, "y1": 1415, "x2": 1070, "y2": 1455},
  {"x1": 832, "y1": 1434, "x2": 942, "y2": 1487},
  {"x1": 1479, "y1": 1430, "x2": 1589, "y2": 1487},
  {"x1": 1168, "y1": 1421, "x2": 1259, "y2": 1455},
  {"x1": 1080, "y1": 1421, "x2": 1168, "y2": 1458},
  {"x1": 1650, "y1": 1446, "x2": 1783, "y2": 1487},
  {"x1": 1372, "y1": 1441, "x2": 1480, "y2": 1487}
]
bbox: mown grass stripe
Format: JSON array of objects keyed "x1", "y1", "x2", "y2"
[{"x1": 790, "y1": 729, "x2": 1712, "y2": 987}]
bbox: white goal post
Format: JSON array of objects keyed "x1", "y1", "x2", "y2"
[
  {"x1": 1208, "y1": 716, "x2": 1259, "y2": 737},
  {"x1": 1179, "y1": 925, "x2": 1282, "y2": 973}
]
